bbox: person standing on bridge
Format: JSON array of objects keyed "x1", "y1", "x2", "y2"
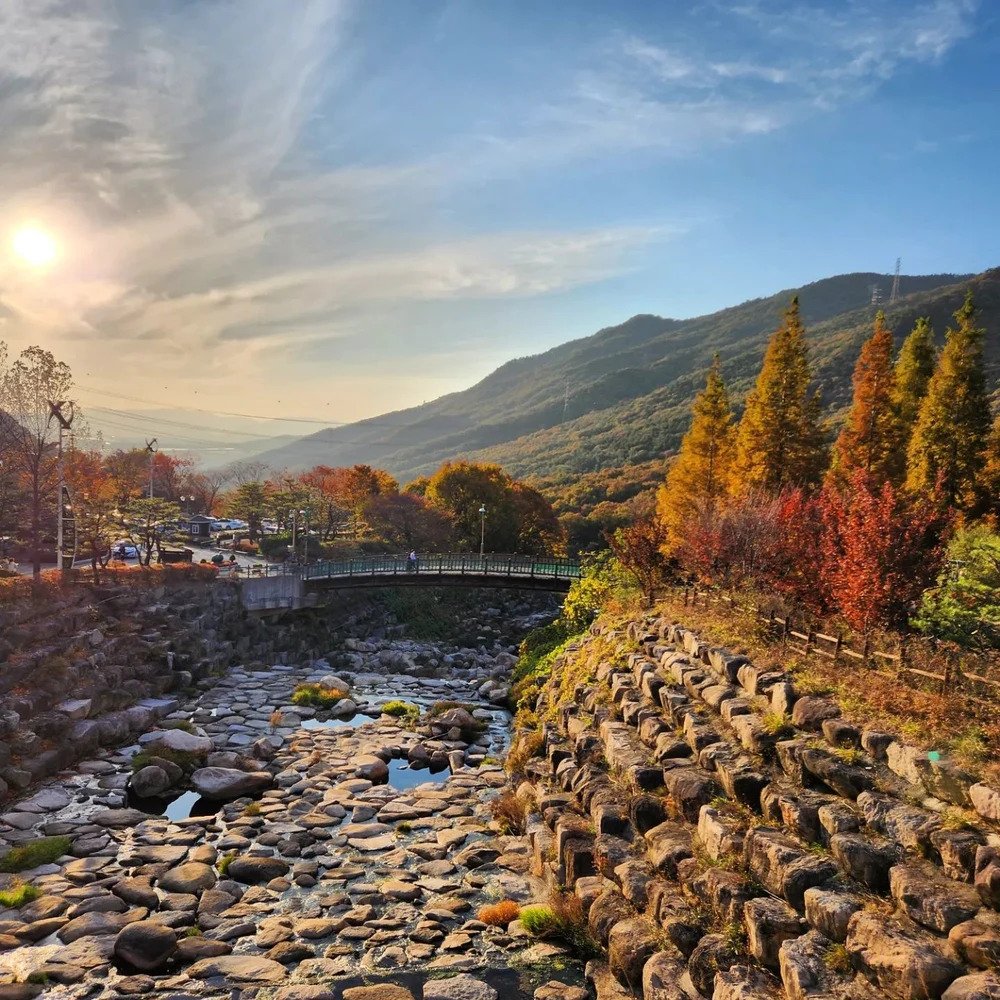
[{"x1": 407, "y1": 550, "x2": 418, "y2": 573}]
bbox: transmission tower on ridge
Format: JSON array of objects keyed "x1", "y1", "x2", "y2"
[
  {"x1": 870, "y1": 283, "x2": 882, "y2": 307},
  {"x1": 890, "y1": 257, "x2": 901, "y2": 303}
]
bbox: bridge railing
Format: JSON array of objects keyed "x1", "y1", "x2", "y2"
[{"x1": 301, "y1": 553, "x2": 581, "y2": 581}]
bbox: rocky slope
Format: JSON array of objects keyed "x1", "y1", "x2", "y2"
[{"x1": 513, "y1": 614, "x2": 1000, "y2": 1000}]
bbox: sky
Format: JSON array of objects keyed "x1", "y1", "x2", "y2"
[{"x1": 0, "y1": 0, "x2": 996, "y2": 441}]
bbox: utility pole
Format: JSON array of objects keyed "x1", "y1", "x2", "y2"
[
  {"x1": 47, "y1": 400, "x2": 75, "y2": 577},
  {"x1": 145, "y1": 438, "x2": 157, "y2": 499}
]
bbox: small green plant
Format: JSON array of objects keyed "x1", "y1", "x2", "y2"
[
  {"x1": 505, "y1": 730, "x2": 545, "y2": 777},
  {"x1": 723, "y1": 921, "x2": 747, "y2": 951},
  {"x1": 760, "y1": 712, "x2": 791, "y2": 737},
  {"x1": 217, "y1": 851, "x2": 237, "y2": 876},
  {"x1": 396, "y1": 821, "x2": 412, "y2": 834},
  {"x1": 823, "y1": 942, "x2": 851, "y2": 974},
  {"x1": 519, "y1": 904, "x2": 558, "y2": 935},
  {"x1": 291, "y1": 683, "x2": 347, "y2": 708},
  {"x1": 831, "y1": 746, "x2": 865, "y2": 766},
  {"x1": 0, "y1": 837, "x2": 71, "y2": 873},
  {"x1": 243, "y1": 802, "x2": 262, "y2": 817},
  {"x1": 0, "y1": 880, "x2": 40, "y2": 908},
  {"x1": 940, "y1": 807, "x2": 977, "y2": 831},
  {"x1": 382, "y1": 700, "x2": 420, "y2": 719},
  {"x1": 25, "y1": 972, "x2": 49, "y2": 986}
]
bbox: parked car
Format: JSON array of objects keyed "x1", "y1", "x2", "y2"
[
  {"x1": 111, "y1": 541, "x2": 140, "y2": 559},
  {"x1": 209, "y1": 520, "x2": 228, "y2": 531}
]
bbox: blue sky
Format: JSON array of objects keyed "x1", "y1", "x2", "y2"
[{"x1": 0, "y1": 0, "x2": 995, "y2": 431}]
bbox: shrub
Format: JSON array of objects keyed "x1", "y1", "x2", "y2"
[
  {"x1": 0, "y1": 880, "x2": 40, "y2": 908},
  {"x1": 217, "y1": 851, "x2": 237, "y2": 876},
  {"x1": 396, "y1": 821, "x2": 412, "y2": 834},
  {"x1": 478, "y1": 900, "x2": 521, "y2": 926},
  {"x1": 490, "y1": 789, "x2": 529, "y2": 834},
  {"x1": 823, "y1": 942, "x2": 851, "y2": 974},
  {"x1": 0, "y1": 836, "x2": 71, "y2": 873},
  {"x1": 519, "y1": 904, "x2": 557, "y2": 935},
  {"x1": 243, "y1": 802, "x2": 262, "y2": 817},
  {"x1": 381, "y1": 700, "x2": 420, "y2": 720},
  {"x1": 291, "y1": 683, "x2": 346, "y2": 708},
  {"x1": 520, "y1": 892, "x2": 601, "y2": 959}
]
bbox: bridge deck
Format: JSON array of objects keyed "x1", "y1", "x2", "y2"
[{"x1": 238, "y1": 554, "x2": 580, "y2": 611}]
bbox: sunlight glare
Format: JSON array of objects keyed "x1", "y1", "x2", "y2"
[{"x1": 11, "y1": 226, "x2": 58, "y2": 268}]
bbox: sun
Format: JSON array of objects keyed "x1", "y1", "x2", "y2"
[{"x1": 11, "y1": 226, "x2": 58, "y2": 268}]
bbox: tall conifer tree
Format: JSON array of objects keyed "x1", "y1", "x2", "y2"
[
  {"x1": 905, "y1": 291, "x2": 990, "y2": 509},
  {"x1": 731, "y1": 297, "x2": 827, "y2": 494},
  {"x1": 657, "y1": 356, "x2": 733, "y2": 552},
  {"x1": 894, "y1": 316, "x2": 936, "y2": 444},
  {"x1": 829, "y1": 311, "x2": 904, "y2": 486}
]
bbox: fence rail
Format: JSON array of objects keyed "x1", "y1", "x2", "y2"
[
  {"x1": 301, "y1": 553, "x2": 581, "y2": 583},
  {"x1": 680, "y1": 585, "x2": 1000, "y2": 704}
]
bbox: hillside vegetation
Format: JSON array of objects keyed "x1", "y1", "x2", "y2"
[{"x1": 254, "y1": 269, "x2": 1000, "y2": 481}]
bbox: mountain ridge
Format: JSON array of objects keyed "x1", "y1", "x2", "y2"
[{"x1": 251, "y1": 268, "x2": 998, "y2": 481}]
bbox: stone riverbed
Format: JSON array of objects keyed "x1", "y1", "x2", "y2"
[{"x1": 0, "y1": 636, "x2": 587, "y2": 1000}]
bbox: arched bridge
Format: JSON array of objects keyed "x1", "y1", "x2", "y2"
[{"x1": 238, "y1": 554, "x2": 581, "y2": 612}]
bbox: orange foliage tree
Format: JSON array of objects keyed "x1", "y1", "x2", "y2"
[{"x1": 818, "y1": 471, "x2": 948, "y2": 633}]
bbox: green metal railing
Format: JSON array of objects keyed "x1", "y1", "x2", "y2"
[{"x1": 299, "y1": 553, "x2": 581, "y2": 582}]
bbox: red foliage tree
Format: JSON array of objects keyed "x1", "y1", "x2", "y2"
[
  {"x1": 607, "y1": 517, "x2": 667, "y2": 604},
  {"x1": 818, "y1": 471, "x2": 948, "y2": 633}
]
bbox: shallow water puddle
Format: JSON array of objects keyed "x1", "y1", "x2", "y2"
[{"x1": 386, "y1": 758, "x2": 450, "y2": 790}]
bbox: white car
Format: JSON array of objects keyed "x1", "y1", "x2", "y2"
[{"x1": 111, "y1": 541, "x2": 139, "y2": 559}]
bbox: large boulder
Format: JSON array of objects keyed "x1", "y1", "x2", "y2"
[
  {"x1": 226, "y1": 856, "x2": 289, "y2": 885},
  {"x1": 130, "y1": 765, "x2": 171, "y2": 798},
  {"x1": 114, "y1": 921, "x2": 177, "y2": 972},
  {"x1": 190, "y1": 766, "x2": 273, "y2": 800},
  {"x1": 150, "y1": 728, "x2": 213, "y2": 755},
  {"x1": 158, "y1": 862, "x2": 216, "y2": 894}
]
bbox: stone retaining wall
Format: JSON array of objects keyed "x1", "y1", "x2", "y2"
[{"x1": 517, "y1": 613, "x2": 1000, "y2": 1000}]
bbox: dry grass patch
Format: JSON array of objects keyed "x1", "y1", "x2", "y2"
[{"x1": 477, "y1": 900, "x2": 521, "y2": 926}]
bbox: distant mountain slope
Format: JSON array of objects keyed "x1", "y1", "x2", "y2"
[{"x1": 253, "y1": 269, "x2": 998, "y2": 481}]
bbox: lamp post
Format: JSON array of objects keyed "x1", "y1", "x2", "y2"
[
  {"x1": 47, "y1": 400, "x2": 74, "y2": 577},
  {"x1": 478, "y1": 505, "x2": 487, "y2": 556},
  {"x1": 299, "y1": 509, "x2": 308, "y2": 563}
]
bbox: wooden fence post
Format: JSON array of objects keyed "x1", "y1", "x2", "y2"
[
  {"x1": 834, "y1": 633, "x2": 843, "y2": 663},
  {"x1": 861, "y1": 635, "x2": 870, "y2": 667},
  {"x1": 897, "y1": 636, "x2": 907, "y2": 680},
  {"x1": 806, "y1": 630, "x2": 815, "y2": 656},
  {"x1": 941, "y1": 656, "x2": 951, "y2": 695}
]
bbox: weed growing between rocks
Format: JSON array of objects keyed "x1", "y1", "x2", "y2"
[
  {"x1": 216, "y1": 851, "x2": 237, "y2": 875},
  {"x1": 0, "y1": 880, "x2": 39, "y2": 907},
  {"x1": 520, "y1": 893, "x2": 601, "y2": 960},
  {"x1": 824, "y1": 942, "x2": 851, "y2": 973},
  {"x1": 490, "y1": 789, "x2": 528, "y2": 834},
  {"x1": 160, "y1": 719, "x2": 196, "y2": 733},
  {"x1": 0, "y1": 836, "x2": 71, "y2": 873},
  {"x1": 291, "y1": 682, "x2": 347, "y2": 708},
  {"x1": 382, "y1": 700, "x2": 420, "y2": 722},
  {"x1": 478, "y1": 900, "x2": 521, "y2": 926}
]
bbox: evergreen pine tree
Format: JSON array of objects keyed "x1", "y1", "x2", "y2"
[
  {"x1": 731, "y1": 297, "x2": 827, "y2": 494},
  {"x1": 829, "y1": 311, "x2": 904, "y2": 486},
  {"x1": 905, "y1": 291, "x2": 991, "y2": 509},
  {"x1": 657, "y1": 356, "x2": 734, "y2": 552},
  {"x1": 894, "y1": 316, "x2": 936, "y2": 445}
]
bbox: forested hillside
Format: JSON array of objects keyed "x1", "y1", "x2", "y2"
[{"x1": 254, "y1": 269, "x2": 999, "y2": 481}]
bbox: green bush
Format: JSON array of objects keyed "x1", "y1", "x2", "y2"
[
  {"x1": 914, "y1": 526, "x2": 1000, "y2": 649},
  {"x1": 0, "y1": 880, "x2": 40, "y2": 908},
  {"x1": 217, "y1": 851, "x2": 237, "y2": 875},
  {"x1": 291, "y1": 683, "x2": 346, "y2": 708},
  {"x1": 0, "y1": 836, "x2": 71, "y2": 873},
  {"x1": 519, "y1": 904, "x2": 557, "y2": 935},
  {"x1": 381, "y1": 700, "x2": 419, "y2": 719}
]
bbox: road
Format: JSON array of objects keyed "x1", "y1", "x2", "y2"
[{"x1": 7, "y1": 543, "x2": 275, "y2": 576}]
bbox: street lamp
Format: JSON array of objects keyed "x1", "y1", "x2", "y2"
[
  {"x1": 299, "y1": 509, "x2": 309, "y2": 563},
  {"x1": 180, "y1": 495, "x2": 193, "y2": 516},
  {"x1": 478, "y1": 505, "x2": 487, "y2": 556}
]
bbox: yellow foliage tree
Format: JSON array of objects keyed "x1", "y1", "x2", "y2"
[
  {"x1": 731, "y1": 297, "x2": 827, "y2": 494},
  {"x1": 657, "y1": 356, "x2": 733, "y2": 553}
]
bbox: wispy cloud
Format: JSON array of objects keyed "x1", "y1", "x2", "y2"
[{"x1": 0, "y1": 0, "x2": 980, "y2": 427}]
